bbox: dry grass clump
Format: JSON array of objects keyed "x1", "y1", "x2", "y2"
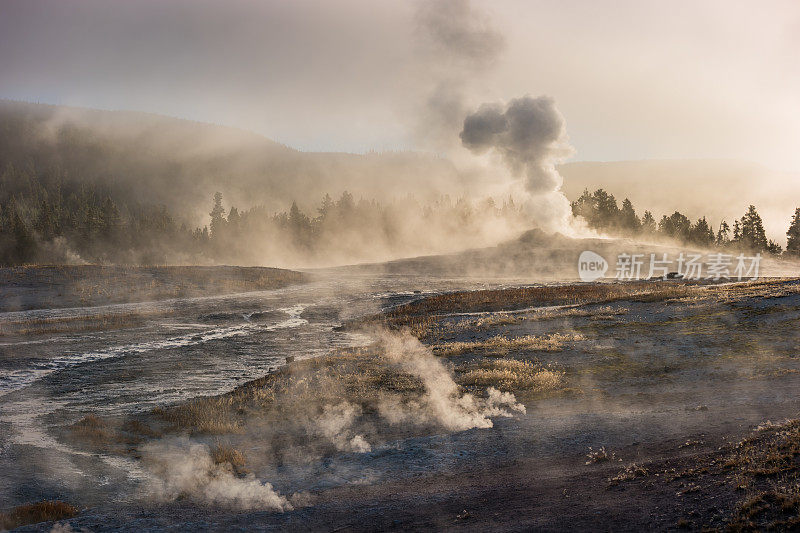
[
  {"x1": 537, "y1": 305, "x2": 628, "y2": 321},
  {"x1": 120, "y1": 419, "x2": 162, "y2": 438},
  {"x1": 0, "y1": 501, "x2": 78, "y2": 530},
  {"x1": 707, "y1": 278, "x2": 800, "y2": 303},
  {"x1": 471, "y1": 313, "x2": 521, "y2": 328},
  {"x1": 210, "y1": 442, "x2": 249, "y2": 476},
  {"x1": 608, "y1": 463, "x2": 649, "y2": 486},
  {"x1": 724, "y1": 419, "x2": 800, "y2": 482},
  {"x1": 211, "y1": 442, "x2": 247, "y2": 468},
  {"x1": 728, "y1": 491, "x2": 800, "y2": 531},
  {"x1": 68, "y1": 414, "x2": 161, "y2": 453},
  {"x1": 434, "y1": 333, "x2": 582, "y2": 357},
  {"x1": 339, "y1": 281, "x2": 699, "y2": 334},
  {"x1": 150, "y1": 347, "x2": 427, "y2": 436},
  {"x1": 70, "y1": 414, "x2": 113, "y2": 444},
  {"x1": 152, "y1": 398, "x2": 244, "y2": 436},
  {"x1": 444, "y1": 305, "x2": 629, "y2": 336},
  {"x1": 439, "y1": 306, "x2": 629, "y2": 338},
  {"x1": 585, "y1": 446, "x2": 615, "y2": 465},
  {"x1": 391, "y1": 315, "x2": 440, "y2": 339},
  {"x1": 490, "y1": 305, "x2": 627, "y2": 325},
  {"x1": 716, "y1": 419, "x2": 800, "y2": 529},
  {"x1": 261, "y1": 348, "x2": 425, "y2": 402},
  {"x1": 457, "y1": 359, "x2": 564, "y2": 393}
]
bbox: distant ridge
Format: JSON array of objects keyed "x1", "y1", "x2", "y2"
[{"x1": 0, "y1": 100, "x2": 461, "y2": 222}]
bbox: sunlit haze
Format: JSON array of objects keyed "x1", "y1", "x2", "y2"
[{"x1": 1, "y1": 0, "x2": 799, "y2": 173}]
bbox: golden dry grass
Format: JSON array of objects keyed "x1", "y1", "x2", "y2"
[
  {"x1": 608, "y1": 463, "x2": 648, "y2": 486},
  {"x1": 434, "y1": 333, "x2": 582, "y2": 357},
  {"x1": 729, "y1": 492, "x2": 800, "y2": 531},
  {"x1": 69, "y1": 414, "x2": 113, "y2": 444},
  {"x1": 341, "y1": 281, "x2": 701, "y2": 334},
  {"x1": 211, "y1": 442, "x2": 247, "y2": 468},
  {"x1": 120, "y1": 419, "x2": 162, "y2": 438},
  {"x1": 717, "y1": 419, "x2": 800, "y2": 530},
  {"x1": 478, "y1": 305, "x2": 626, "y2": 327},
  {"x1": 456, "y1": 359, "x2": 564, "y2": 393},
  {"x1": 68, "y1": 414, "x2": 160, "y2": 453},
  {"x1": 0, "y1": 501, "x2": 78, "y2": 530},
  {"x1": 150, "y1": 347, "x2": 426, "y2": 435},
  {"x1": 210, "y1": 442, "x2": 249, "y2": 476},
  {"x1": 585, "y1": 446, "x2": 615, "y2": 465},
  {"x1": 725, "y1": 419, "x2": 800, "y2": 482},
  {"x1": 706, "y1": 278, "x2": 800, "y2": 303},
  {"x1": 151, "y1": 401, "x2": 244, "y2": 436},
  {"x1": 435, "y1": 305, "x2": 628, "y2": 339}
]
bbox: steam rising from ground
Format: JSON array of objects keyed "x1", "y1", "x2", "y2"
[
  {"x1": 1, "y1": 1, "x2": 586, "y2": 269},
  {"x1": 313, "y1": 403, "x2": 372, "y2": 453},
  {"x1": 139, "y1": 329, "x2": 524, "y2": 510},
  {"x1": 142, "y1": 438, "x2": 293, "y2": 511},
  {"x1": 376, "y1": 330, "x2": 525, "y2": 431}
]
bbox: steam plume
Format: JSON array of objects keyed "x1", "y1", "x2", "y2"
[
  {"x1": 460, "y1": 95, "x2": 577, "y2": 230},
  {"x1": 376, "y1": 330, "x2": 525, "y2": 430},
  {"x1": 141, "y1": 438, "x2": 293, "y2": 511},
  {"x1": 414, "y1": 2, "x2": 578, "y2": 232},
  {"x1": 414, "y1": 0, "x2": 505, "y2": 150},
  {"x1": 460, "y1": 96, "x2": 574, "y2": 194},
  {"x1": 312, "y1": 402, "x2": 372, "y2": 453}
]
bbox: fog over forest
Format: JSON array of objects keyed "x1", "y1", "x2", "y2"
[{"x1": 2, "y1": 100, "x2": 799, "y2": 267}]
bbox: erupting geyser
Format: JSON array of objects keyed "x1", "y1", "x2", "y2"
[{"x1": 460, "y1": 95, "x2": 577, "y2": 231}]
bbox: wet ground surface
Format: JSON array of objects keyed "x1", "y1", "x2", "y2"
[{"x1": 0, "y1": 273, "x2": 521, "y2": 512}]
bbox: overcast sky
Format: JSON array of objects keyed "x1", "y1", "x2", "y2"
[{"x1": 1, "y1": 0, "x2": 799, "y2": 172}]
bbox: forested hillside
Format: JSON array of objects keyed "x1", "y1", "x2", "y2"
[{"x1": 0, "y1": 100, "x2": 463, "y2": 216}]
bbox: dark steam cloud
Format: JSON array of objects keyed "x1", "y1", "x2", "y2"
[{"x1": 460, "y1": 96, "x2": 574, "y2": 194}]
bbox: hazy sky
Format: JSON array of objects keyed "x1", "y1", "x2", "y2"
[{"x1": 2, "y1": 0, "x2": 799, "y2": 172}]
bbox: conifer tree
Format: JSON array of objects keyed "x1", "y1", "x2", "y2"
[
  {"x1": 641, "y1": 211, "x2": 656, "y2": 233},
  {"x1": 786, "y1": 208, "x2": 800, "y2": 256},
  {"x1": 716, "y1": 221, "x2": 730, "y2": 246},
  {"x1": 209, "y1": 192, "x2": 226, "y2": 239},
  {"x1": 739, "y1": 205, "x2": 768, "y2": 251}
]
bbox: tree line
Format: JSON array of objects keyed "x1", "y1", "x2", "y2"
[
  {"x1": 572, "y1": 188, "x2": 800, "y2": 256},
  {"x1": 0, "y1": 165, "x2": 200, "y2": 265},
  {"x1": 0, "y1": 165, "x2": 526, "y2": 266},
  {"x1": 2, "y1": 163, "x2": 799, "y2": 266},
  {"x1": 195, "y1": 190, "x2": 526, "y2": 266}
]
